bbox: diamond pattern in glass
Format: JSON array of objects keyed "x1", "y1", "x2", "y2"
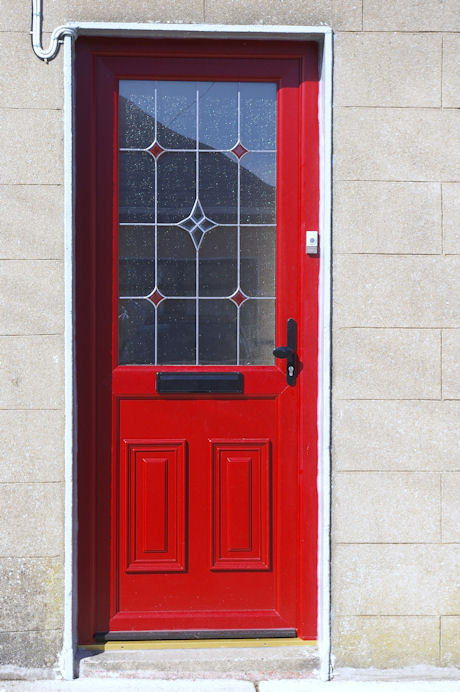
[
  {"x1": 148, "y1": 141, "x2": 165, "y2": 159},
  {"x1": 229, "y1": 289, "x2": 248, "y2": 307},
  {"x1": 231, "y1": 142, "x2": 248, "y2": 159},
  {"x1": 178, "y1": 199, "x2": 218, "y2": 250},
  {"x1": 147, "y1": 288, "x2": 166, "y2": 307}
]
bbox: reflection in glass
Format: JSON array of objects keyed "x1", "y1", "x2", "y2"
[
  {"x1": 119, "y1": 226, "x2": 155, "y2": 260},
  {"x1": 119, "y1": 81, "x2": 156, "y2": 148},
  {"x1": 157, "y1": 153, "x2": 196, "y2": 223},
  {"x1": 240, "y1": 82, "x2": 277, "y2": 150},
  {"x1": 199, "y1": 300, "x2": 237, "y2": 364},
  {"x1": 157, "y1": 300, "x2": 196, "y2": 365},
  {"x1": 240, "y1": 299, "x2": 276, "y2": 365},
  {"x1": 240, "y1": 153, "x2": 276, "y2": 224},
  {"x1": 119, "y1": 227, "x2": 155, "y2": 298},
  {"x1": 119, "y1": 152, "x2": 155, "y2": 223},
  {"x1": 199, "y1": 152, "x2": 238, "y2": 225},
  {"x1": 240, "y1": 226, "x2": 275, "y2": 296},
  {"x1": 199, "y1": 82, "x2": 238, "y2": 150},
  {"x1": 119, "y1": 226, "x2": 155, "y2": 298},
  {"x1": 157, "y1": 227, "x2": 195, "y2": 296},
  {"x1": 199, "y1": 227, "x2": 237, "y2": 297},
  {"x1": 156, "y1": 81, "x2": 197, "y2": 149},
  {"x1": 119, "y1": 79, "x2": 277, "y2": 365},
  {"x1": 119, "y1": 299, "x2": 156, "y2": 365}
]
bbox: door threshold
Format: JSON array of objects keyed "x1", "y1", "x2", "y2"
[
  {"x1": 95, "y1": 628, "x2": 296, "y2": 642},
  {"x1": 82, "y1": 637, "x2": 316, "y2": 651},
  {"x1": 78, "y1": 642, "x2": 320, "y2": 680}
]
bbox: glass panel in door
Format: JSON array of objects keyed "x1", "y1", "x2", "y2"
[{"x1": 118, "y1": 80, "x2": 277, "y2": 366}]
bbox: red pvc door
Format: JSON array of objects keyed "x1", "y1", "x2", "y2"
[{"x1": 76, "y1": 39, "x2": 319, "y2": 641}]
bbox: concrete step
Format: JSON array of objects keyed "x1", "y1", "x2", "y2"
[{"x1": 78, "y1": 645, "x2": 320, "y2": 681}]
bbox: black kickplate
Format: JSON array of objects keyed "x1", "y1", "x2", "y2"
[
  {"x1": 95, "y1": 628, "x2": 297, "y2": 642},
  {"x1": 157, "y1": 372, "x2": 243, "y2": 394}
]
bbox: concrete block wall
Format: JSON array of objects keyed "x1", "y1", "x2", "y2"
[
  {"x1": 0, "y1": 0, "x2": 458, "y2": 673},
  {"x1": 0, "y1": 2, "x2": 65, "y2": 670},
  {"x1": 331, "y1": 0, "x2": 460, "y2": 670}
]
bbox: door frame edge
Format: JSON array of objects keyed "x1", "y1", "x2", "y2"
[
  {"x1": 316, "y1": 28, "x2": 333, "y2": 683},
  {"x1": 62, "y1": 34, "x2": 78, "y2": 681},
  {"x1": 62, "y1": 23, "x2": 333, "y2": 681}
]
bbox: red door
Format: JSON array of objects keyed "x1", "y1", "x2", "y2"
[{"x1": 76, "y1": 38, "x2": 319, "y2": 642}]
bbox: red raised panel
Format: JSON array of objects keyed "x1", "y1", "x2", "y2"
[
  {"x1": 124, "y1": 440, "x2": 187, "y2": 573},
  {"x1": 211, "y1": 440, "x2": 271, "y2": 571}
]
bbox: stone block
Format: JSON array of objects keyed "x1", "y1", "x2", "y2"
[
  {"x1": 333, "y1": 400, "x2": 460, "y2": 471},
  {"x1": 442, "y1": 329, "x2": 460, "y2": 399},
  {"x1": 0, "y1": 260, "x2": 64, "y2": 335},
  {"x1": 56, "y1": 0, "x2": 204, "y2": 25},
  {"x1": 441, "y1": 616, "x2": 460, "y2": 666},
  {"x1": 0, "y1": 33, "x2": 63, "y2": 110},
  {"x1": 363, "y1": 0, "x2": 460, "y2": 31},
  {"x1": 0, "y1": 185, "x2": 63, "y2": 260},
  {"x1": 334, "y1": 33, "x2": 441, "y2": 107},
  {"x1": 333, "y1": 472, "x2": 440, "y2": 543},
  {"x1": 331, "y1": 0, "x2": 362, "y2": 31},
  {"x1": 0, "y1": 0, "x2": 204, "y2": 31},
  {"x1": 334, "y1": 107, "x2": 460, "y2": 182},
  {"x1": 0, "y1": 335, "x2": 64, "y2": 409},
  {"x1": 332, "y1": 544, "x2": 460, "y2": 615},
  {"x1": 334, "y1": 255, "x2": 460, "y2": 328},
  {"x1": 334, "y1": 181, "x2": 441, "y2": 255},
  {"x1": 442, "y1": 473, "x2": 460, "y2": 542},
  {"x1": 0, "y1": 557, "x2": 63, "y2": 631},
  {"x1": 332, "y1": 616, "x2": 440, "y2": 668},
  {"x1": 0, "y1": 482, "x2": 63, "y2": 557},
  {"x1": 204, "y1": 0, "x2": 332, "y2": 25},
  {"x1": 0, "y1": 0, "x2": 31, "y2": 31},
  {"x1": 443, "y1": 34, "x2": 460, "y2": 108},
  {"x1": 333, "y1": 328, "x2": 441, "y2": 400},
  {"x1": 443, "y1": 183, "x2": 460, "y2": 255},
  {"x1": 0, "y1": 630, "x2": 61, "y2": 669},
  {"x1": 0, "y1": 109, "x2": 63, "y2": 185},
  {"x1": 0, "y1": 410, "x2": 64, "y2": 483}
]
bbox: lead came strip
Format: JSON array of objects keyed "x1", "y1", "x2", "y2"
[
  {"x1": 195, "y1": 88, "x2": 200, "y2": 365},
  {"x1": 154, "y1": 87, "x2": 158, "y2": 365},
  {"x1": 236, "y1": 88, "x2": 241, "y2": 365}
]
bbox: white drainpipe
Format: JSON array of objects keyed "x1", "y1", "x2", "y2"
[{"x1": 30, "y1": 0, "x2": 76, "y2": 61}]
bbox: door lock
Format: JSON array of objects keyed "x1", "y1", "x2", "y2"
[{"x1": 273, "y1": 318, "x2": 297, "y2": 386}]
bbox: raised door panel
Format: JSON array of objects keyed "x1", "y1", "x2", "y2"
[
  {"x1": 124, "y1": 440, "x2": 187, "y2": 572},
  {"x1": 211, "y1": 440, "x2": 271, "y2": 571}
]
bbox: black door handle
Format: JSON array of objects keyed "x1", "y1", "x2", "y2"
[{"x1": 273, "y1": 318, "x2": 297, "y2": 386}]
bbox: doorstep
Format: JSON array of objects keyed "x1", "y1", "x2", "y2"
[{"x1": 78, "y1": 641, "x2": 320, "y2": 681}]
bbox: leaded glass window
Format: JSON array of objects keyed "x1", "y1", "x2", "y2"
[{"x1": 118, "y1": 80, "x2": 277, "y2": 366}]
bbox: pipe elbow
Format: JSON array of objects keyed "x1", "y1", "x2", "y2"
[{"x1": 31, "y1": 0, "x2": 76, "y2": 62}]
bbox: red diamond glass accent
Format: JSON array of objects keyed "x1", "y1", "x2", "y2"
[
  {"x1": 230, "y1": 289, "x2": 248, "y2": 307},
  {"x1": 147, "y1": 289, "x2": 165, "y2": 307},
  {"x1": 148, "y1": 142, "x2": 165, "y2": 159},
  {"x1": 231, "y1": 143, "x2": 248, "y2": 159}
]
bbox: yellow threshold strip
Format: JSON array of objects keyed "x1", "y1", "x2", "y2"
[{"x1": 81, "y1": 638, "x2": 317, "y2": 651}]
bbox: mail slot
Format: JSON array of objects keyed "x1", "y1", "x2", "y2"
[{"x1": 156, "y1": 372, "x2": 244, "y2": 394}]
